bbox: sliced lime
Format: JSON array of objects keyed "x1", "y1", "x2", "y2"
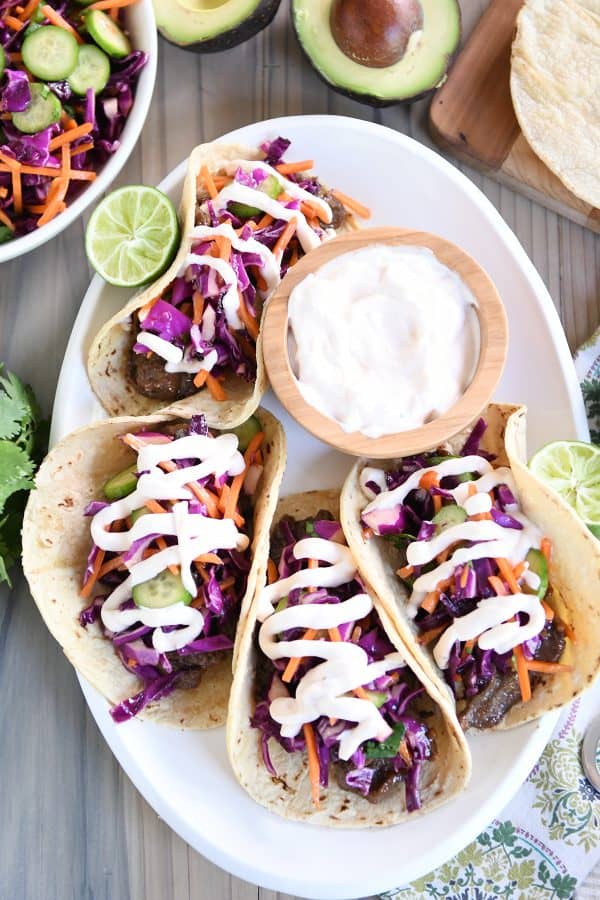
[
  {"x1": 529, "y1": 440, "x2": 600, "y2": 534},
  {"x1": 85, "y1": 185, "x2": 180, "y2": 288}
]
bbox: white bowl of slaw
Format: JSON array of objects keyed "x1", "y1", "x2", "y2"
[{"x1": 0, "y1": 0, "x2": 157, "y2": 265}]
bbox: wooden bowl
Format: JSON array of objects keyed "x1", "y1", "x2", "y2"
[{"x1": 262, "y1": 227, "x2": 509, "y2": 458}]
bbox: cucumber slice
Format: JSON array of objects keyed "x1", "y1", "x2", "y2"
[
  {"x1": 84, "y1": 9, "x2": 131, "y2": 59},
  {"x1": 0, "y1": 225, "x2": 14, "y2": 244},
  {"x1": 12, "y1": 83, "x2": 62, "y2": 134},
  {"x1": 229, "y1": 174, "x2": 283, "y2": 219},
  {"x1": 22, "y1": 26, "x2": 79, "y2": 81},
  {"x1": 31, "y1": 3, "x2": 46, "y2": 22},
  {"x1": 24, "y1": 22, "x2": 43, "y2": 37},
  {"x1": 0, "y1": 46, "x2": 5, "y2": 79},
  {"x1": 67, "y1": 43, "x2": 110, "y2": 96},
  {"x1": 525, "y1": 548, "x2": 549, "y2": 599},
  {"x1": 130, "y1": 507, "x2": 148, "y2": 524},
  {"x1": 432, "y1": 504, "x2": 467, "y2": 533},
  {"x1": 103, "y1": 464, "x2": 138, "y2": 501},
  {"x1": 133, "y1": 569, "x2": 193, "y2": 609},
  {"x1": 222, "y1": 414, "x2": 262, "y2": 452}
]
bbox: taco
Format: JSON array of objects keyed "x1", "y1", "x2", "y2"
[
  {"x1": 22, "y1": 410, "x2": 285, "y2": 727},
  {"x1": 227, "y1": 490, "x2": 471, "y2": 826},
  {"x1": 341, "y1": 404, "x2": 600, "y2": 730},
  {"x1": 87, "y1": 136, "x2": 360, "y2": 428}
]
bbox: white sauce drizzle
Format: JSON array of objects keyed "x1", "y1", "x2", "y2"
[
  {"x1": 189, "y1": 222, "x2": 281, "y2": 294},
  {"x1": 136, "y1": 332, "x2": 183, "y2": 365},
  {"x1": 256, "y1": 537, "x2": 405, "y2": 760},
  {"x1": 93, "y1": 433, "x2": 248, "y2": 652},
  {"x1": 360, "y1": 457, "x2": 546, "y2": 663},
  {"x1": 223, "y1": 159, "x2": 333, "y2": 224}
]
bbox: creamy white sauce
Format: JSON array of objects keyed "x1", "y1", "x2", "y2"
[
  {"x1": 165, "y1": 349, "x2": 218, "y2": 375},
  {"x1": 189, "y1": 222, "x2": 281, "y2": 294},
  {"x1": 222, "y1": 160, "x2": 333, "y2": 224},
  {"x1": 360, "y1": 456, "x2": 546, "y2": 663},
  {"x1": 136, "y1": 332, "x2": 183, "y2": 365},
  {"x1": 287, "y1": 245, "x2": 481, "y2": 438},
  {"x1": 256, "y1": 536, "x2": 405, "y2": 759},
  {"x1": 93, "y1": 433, "x2": 248, "y2": 652}
]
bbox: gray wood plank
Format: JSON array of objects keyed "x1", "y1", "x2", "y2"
[{"x1": 1, "y1": 2, "x2": 598, "y2": 899}]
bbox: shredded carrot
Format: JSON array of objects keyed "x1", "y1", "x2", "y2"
[
  {"x1": 303, "y1": 723, "x2": 321, "y2": 809},
  {"x1": 526, "y1": 659, "x2": 572, "y2": 674},
  {"x1": 216, "y1": 235, "x2": 231, "y2": 261},
  {"x1": 80, "y1": 548, "x2": 105, "y2": 598},
  {"x1": 397, "y1": 564, "x2": 414, "y2": 579},
  {"x1": 272, "y1": 218, "x2": 297, "y2": 258},
  {"x1": 513, "y1": 645, "x2": 532, "y2": 702},
  {"x1": 331, "y1": 189, "x2": 371, "y2": 220},
  {"x1": 192, "y1": 290, "x2": 204, "y2": 325},
  {"x1": 433, "y1": 494, "x2": 443, "y2": 514},
  {"x1": 144, "y1": 498, "x2": 167, "y2": 514},
  {"x1": 237, "y1": 292, "x2": 259, "y2": 340},
  {"x1": 4, "y1": 15, "x2": 24, "y2": 30},
  {"x1": 61, "y1": 143, "x2": 70, "y2": 180},
  {"x1": 194, "y1": 553, "x2": 222, "y2": 565},
  {"x1": 541, "y1": 538, "x2": 552, "y2": 566},
  {"x1": 37, "y1": 178, "x2": 68, "y2": 226},
  {"x1": 420, "y1": 591, "x2": 439, "y2": 615},
  {"x1": 97, "y1": 554, "x2": 126, "y2": 579},
  {"x1": 19, "y1": 0, "x2": 39, "y2": 19},
  {"x1": 267, "y1": 558, "x2": 278, "y2": 584},
  {"x1": 541, "y1": 600, "x2": 555, "y2": 622},
  {"x1": 495, "y1": 557, "x2": 521, "y2": 595},
  {"x1": 276, "y1": 160, "x2": 314, "y2": 175},
  {"x1": 244, "y1": 431, "x2": 264, "y2": 464},
  {"x1": 488, "y1": 575, "x2": 507, "y2": 596},
  {"x1": 328, "y1": 626, "x2": 342, "y2": 642},
  {"x1": 205, "y1": 372, "x2": 227, "y2": 401},
  {"x1": 40, "y1": 4, "x2": 83, "y2": 41},
  {"x1": 419, "y1": 471, "x2": 439, "y2": 491},
  {"x1": 48, "y1": 122, "x2": 93, "y2": 151},
  {"x1": 224, "y1": 471, "x2": 245, "y2": 520},
  {"x1": 88, "y1": 0, "x2": 137, "y2": 8},
  {"x1": 7, "y1": 167, "x2": 20, "y2": 214},
  {"x1": 193, "y1": 369, "x2": 208, "y2": 389},
  {"x1": 559, "y1": 618, "x2": 577, "y2": 643},
  {"x1": 467, "y1": 483, "x2": 477, "y2": 497},
  {"x1": 190, "y1": 482, "x2": 220, "y2": 517},
  {"x1": 417, "y1": 625, "x2": 446, "y2": 645},
  {"x1": 0, "y1": 151, "x2": 20, "y2": 172},
  {"x1": 0, "y1": 207, "x2": 15, "y2": 230},
  {"x1": 0, "y1": 186, "x2": 7, "y2": 199},
  {"x1": 70, "y1": 142, "x2": 94, "y2": 159},
  {"x1": 257, "y1": 213, "x2": 273, "y2": 229},
  {"x1": 154, "y1": 535, "x2": 178, "y2": 576},
  {"x1": 282, "y1": 628, "x2": 318, "y2": 683},
  {"x1": 200, "y1": 165, "x2": 218, "y2": 200},
  {"x1": 513, "y1": 561, "x2": 526, "y2": 580},
  {"x1": 460, "y1": 565, "x2": 470, "y2": 589}
]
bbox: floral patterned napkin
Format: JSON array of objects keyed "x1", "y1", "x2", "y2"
[{"x1": 383, "y1": 329, "x2": 600, "y2": 900}]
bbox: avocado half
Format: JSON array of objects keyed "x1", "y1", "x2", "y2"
[
  {"x1": 154, "y1": 0, "x2": 282, "y2": 53},
  {"x1": 292, "y1": 0, "x2": 461, "y2": 107}
]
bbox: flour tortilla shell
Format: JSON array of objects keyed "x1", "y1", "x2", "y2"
[
  {"x1": 341, "y1": 403, "x2": 600, "y2": 729},
  {"x1": 227, "y1": 490, "x2": 471, "y2": 827},
  {"x1": 510, "y1": 0, "x2": 600, "y2": 207},
  {"x1": 22, "y1": 408, "x2": 286, "y2": 728}
]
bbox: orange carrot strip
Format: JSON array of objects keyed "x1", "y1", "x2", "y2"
[
  {"x1": 513, "y1": 561, "x2": 527, "y2": 580},
  {"x1": 244, "y1": 431, "x2": 264, "y2": 464},
  {"x1": 205, "y1": 372, "x2": 227, "y2": 401},
  {"x1": 154, "y1": 535, "x2": 179, "y2": 576},
  {"x1": 137, "y1": 295, "x2": 158, "y2": 322},
  {"x1": 70, "y1": 142, "x2": 94, "y2": 158},
  {"x1": 48, "y1": 122, "x2": 93, "y2": 151},
  {"x1": 37, "y1": 178, "x2": 68, "y2": 226},
  {"x1": 460, "y1": 565, "x2": 470, "y2": 589},
  {"x1": 397, "y1": 564, "x2": 414, "y2": 579},
  {"x1": 238, "y1": 291, "x2": 259, "y2": 340},
  {"x1": 193, "y1": 369, "x2": 208, "y2": 389},
  {"x1": 331, "y1": 189, "x2": 371, "y2": 220},
  {"x1": 419, "y1": 471, "x2": 439, "y2": 491},
  {"x1": 559, "y1": 619, "x2": 576, "y2": 643},
  {"x1": 433, "y1": 494, "x2": 442, "y2": 514},
  {"x1": 0, "y1": 151, "x2": 20, "y2": 171},
  {"x1": 88, "y1": 0, "x2": 138, "y2": 8},
  {"x1": 144, "y1": 498, "x2": 167, "y2": 514},
  {"x1": 19, "y1": 0, "x2": 39, "y2": 19},
  {"x1": 303, "y1": 723, "x2": 321, "y2": 809},
  {"x1": 0, "y1": 186, "x2": 7, "y2": 199},
  {"x1": 467, "y1": 483, "x2": 477, "y2": 497},
  {"x1": 40, "y1": 4, "x2": 83, "y2": 40},
  {"x1": 192, "y1": 290, "x2": 204, "y2": 325},
  {"x1": 257, "y1": 213, "x2": 273, "y2": 228},
  {"x1": 495, "y1": 558, "x2": 521, "y2": 595},
  {"x1": 272, "y1": 218, "x2": 297, "y2": 258},
  {"x1": 276, "y1": 160, "x2": 314, "y2": 175},
  {"x1": 417, "y1": 625, "x2": 446, "y2": 645},
  {"x1": 488, "y1": 575, "x2": 507, "y2": 596},
  {"x1": 525, "y1": 660, "x2": 573, "y2": 674},
  {"x1": 267, "y1": 558, "x2": 278, "y2": 584},
  {"x1": 194, "y1": 553, "x2": 223, "y2": 565},
  {"x1": 541, "y1": 600, "x2": 555, "y2": 622},
  {"x1": 200, "y1": 165, "x2": 218, "y2": 200},
  {"x1": 217, "y1": 236, "x2": 231, "y2": 261},
  {"x1": 282, "y1": 628, "x2": 318, "y2": 683},
  {"x1": 513, "y1": 645, "x2": 532, "y2": 702},
  {"x1": 420, "y1": 591, "x2": 439, "y2": 615},
  {"x1": 80, "y1": 548, "x2": 105, "y2": 598},
  {"x1": 97, "y1": 554, "x2": 126, "y2": 579},
  {"x1": 541, "y1": 538, "x2": 552, "y2": 566},
  {"x1": 4, "y1": 15, "x2": 24, "y2": 30},
  {"x1": 224, "y1": 471, "x2": 245, "y2": 520}
]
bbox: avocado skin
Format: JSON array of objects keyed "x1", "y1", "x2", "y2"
[
  {"x1": 292, "y1": 2, "x2": 461, "y2": 108},
  {"x1": 158, "y1": 0, "x2": 282, "y2": 54}
]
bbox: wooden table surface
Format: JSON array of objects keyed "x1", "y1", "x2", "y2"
[{"x1": 1, "y1": 3, "x2": 598, "y2": 898}]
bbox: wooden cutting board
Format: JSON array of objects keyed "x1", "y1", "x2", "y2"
[{"x1": 429, "y1": 0, "x2": 600, "y2": 233}]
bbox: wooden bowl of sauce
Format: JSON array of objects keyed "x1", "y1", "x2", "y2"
[{"x1": 261, "y1": 227, "x2": 508, "y2": 458}]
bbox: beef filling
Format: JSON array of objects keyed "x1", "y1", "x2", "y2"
[
  {"x1": 164, "y1": 649, "x2": 230, "y2": 691},
  {"x1": 459, "y1": 621, "x2": 566, "y2": 730},
  {"x1": 317, "y1": 186, "x2": 347, "y2": 231},
  {"x1": 129, "y1": 346, "x2": 198, "y2": 401},
  {"x1": 335, "y1": 758, "x2": 404, "y2": 802}
]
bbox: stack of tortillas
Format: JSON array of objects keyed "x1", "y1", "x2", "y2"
[{"x1": 510, "y1": 0, "x2": 600, "y2": 208}]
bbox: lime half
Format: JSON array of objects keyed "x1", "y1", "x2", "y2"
[
  {"x1": 529, "y1": 440, "x2": 600, "y2": 534},
  {"x1": 86, "y1": 186, "x2": 180, "y2": 287}
]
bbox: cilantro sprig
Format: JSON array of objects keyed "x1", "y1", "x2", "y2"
[
  {"x1": 364, "y1": 721, "x2": 406, "y2": 760},
  {"x1": 0, "y1": 365, "x2": 46, "y2": 586}
]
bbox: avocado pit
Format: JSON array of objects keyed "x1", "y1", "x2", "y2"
[{"x1": 330, "y1": 0, "x2": 424, "y2": 69}]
